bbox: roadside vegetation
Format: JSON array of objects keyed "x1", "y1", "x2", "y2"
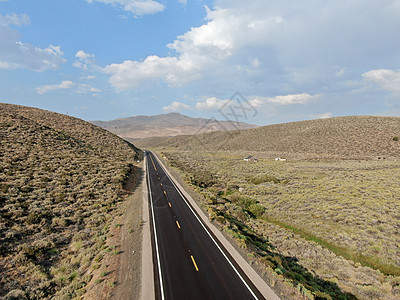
[
  {"x1": 155, "y1": 150, "x2": 400, "y2": 299},
  {"x1": 0, "y1": 103, "x2": 142, "y2": 299}
]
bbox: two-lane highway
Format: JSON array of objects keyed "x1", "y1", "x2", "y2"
[{"x1": 146, "y1": 151, "x2": 267, "y2": 300}]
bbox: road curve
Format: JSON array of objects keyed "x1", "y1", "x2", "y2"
[{"x1": 146, "y1": 150, "x2": 273, "y2": 300}]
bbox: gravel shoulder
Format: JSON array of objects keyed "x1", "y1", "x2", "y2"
[{"x1": 112, "y1": 164, "x2": 145, "y2": 300}]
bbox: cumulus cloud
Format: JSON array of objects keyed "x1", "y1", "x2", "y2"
[
  {"x1": 36, "y1": 80, "x2": 100, "y2": 95},
  {"x1": 75, "y1": 50, "x2": 94, "y2": 61},
  {"x1": 195, "y1": 97, "x2": 228, "y2": 110},
  {"x1": 36, "y1": 81, "x2": 74, "y2": 94},
  {"x1": 162, "y1": 101, "x2": 192, "y2": 112},
  {"x1": 86, "y1": 0, "x2": 165, "y2": 16},
  {"x1": 103, "y1": 6, "x2": 241, "y2": 89},
  {"x1": 162, "y1": 92, "x2": 315, "y2": 114},
  {"x1": 102, "y1": 0, "x2": 400, "y2": 103},
  {"x1": 73, "y1": 50, "x2": 97, "y2": 71},
  {"x1": 250, "y1": 93, "x2": 318, "y2": 107},
  {"x1": 104, "y1": 55, "x2": 196, "y2": 89},
  {"x1": 363, "y1": 69, "x2": 400, "y2": 93},
  {"x1": 0, "y1": 13, "x2": 66, "y2": 72}
]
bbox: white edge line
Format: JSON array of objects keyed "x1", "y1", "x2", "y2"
[
  {"x1": 151, "y1": 151, "x2": 260, "y2": 300},
  {"x1": 147, "y1": 153, "x2": 165, "y2": 300}
]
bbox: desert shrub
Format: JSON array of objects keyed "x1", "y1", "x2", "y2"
[
  {"x1": 40, "y1": 176, "x2": 52, "y2": 182},
  {"x1": 314, "y1": 290, "x2": 333, "y2": 300},
  {"x1": 51, "y1": 217, "x2": 67, "y2": 227},
  {"x1": 230, "y1": 194, "x2": 257, "y2": 210},
  {"x1": 32, "y1": 238, "x2": 55, "y2": 254},
  {"x1": 250, "y1": 174, "x2": 280, "y2": 184},
  {"x1": 0, "y1": 183, "x2": 10, "y2": 193},
  {"x1": 248, "y1": 203, "x2": 265, "y2": 218},
  {"x1": 4, "y1": 289, "x2": 27, "y2": 300},
  {"x1": 393, "y1": 136, "x2": 399, "y2": 141}
]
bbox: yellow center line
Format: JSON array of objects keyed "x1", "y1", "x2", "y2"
[
  {"x1": 160, "y1": 183, "x2": 163, "y2": 186},
  {"x1": 168, "y1": 202, "x2": 172, "y2": 207},
  {"x1": 150, "y1": 155, "x2": 157, "y2": 171},
  {"x1": 176, "y1": 221, "x2": 181, "y2": 229},
  {"x1": 163, "y1": 191, "x2": 166, "y2": 195},
  {"x1": 191, "y1": 255, "x2": 199, "y2": 272}
]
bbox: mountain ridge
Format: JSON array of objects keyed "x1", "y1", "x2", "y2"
[{"x1": 91, "y1": 112, "x2": 259, "y2": 140}]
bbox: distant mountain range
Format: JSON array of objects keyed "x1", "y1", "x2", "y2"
[{"x1": 91, "y1": 112, "x2": 259, "y2": 140}]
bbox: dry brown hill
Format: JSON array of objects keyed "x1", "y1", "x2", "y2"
[
  {"x1": 0, "y1": 103, "x2": 141, "y2": 299},
  {"x1": 91, "y1": 112, "x2": 258, "y2": 140},
  {"x1": 137, "y1": 116, "x2": 400, "y2": 160}
]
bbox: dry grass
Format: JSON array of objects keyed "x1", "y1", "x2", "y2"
[
  {"x1": 0, "y1": 103, "x2": 141, "y2": 299},
  {"x1": 157, "y1": 150, "x2": 400, "y2": 299},
  {"x1": 137, "y1": 115, "x2": 400, "y2": 160}
]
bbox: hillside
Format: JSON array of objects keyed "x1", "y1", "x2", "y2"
[
  {"x1": 137, "y1": 116, "x2": 400, "y2": 160},
  {"x1": 91, "y1": 112, "x2": 258, "y2": 140},
  {"x1": 0, "y1": 103, "x2": 141, "y2": 299}
]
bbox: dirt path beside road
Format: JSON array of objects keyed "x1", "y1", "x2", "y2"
[{"x1": 112, "y1": 165, "x2": 144, "y2": 300}]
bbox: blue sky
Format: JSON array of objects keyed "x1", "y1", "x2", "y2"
[{"x1": 1, "y1": 0, "x2": 400, "y2": 125}]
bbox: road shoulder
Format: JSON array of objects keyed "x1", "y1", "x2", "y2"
[
  {"x1": 113, "y1": 164, "x2": 145, "y2": 300},
  {"x1": 140, "y1": 155, "x2": 155, "y2": 300}
]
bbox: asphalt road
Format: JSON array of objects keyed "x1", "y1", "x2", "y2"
[{"x1": 146, "y1": 151, "x2": 266, "y2": 300}]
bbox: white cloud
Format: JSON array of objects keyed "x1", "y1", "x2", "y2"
[
  {"x1": 313, "y1": 112, "x2": 333, "y2": 119},
  {"x1": 162, "y1": 92, "x2": 315, "y2": 114},
  {"x1": 162, "y1": 101, "x2": 192, "y2": 112},
  {"x1": 36, "y1": 81, "x2": 100, "y2": 95},
  {"x1": 73, "y1": 50, "x2": 97, "y2": 71},
  {"x1": 250, "y1": 93, "x2": 318, "y2": 106},
  {"x1": 103, "y1": 6, "x2": 241, "y2": 89},
  {"x1": 75, "y1": 83, "x2": 101, "y2": 94},
  {"x1": 178, "y1": 0, "x2": 187, "y2": 5},
  {"x1": 104, "y1": 55, "x2": 196, "y2": 88},
  {"x1": 0, "y1": 13, "x2": 66, "y2": 72},
  {"x1": 0, "y1": 13, "x2": 30, "y2": 26},
  {"x1": 86, "y1": 0, "x2": 165, "y2": 16},
  {"x1": 75, "y1": 50, "x2": 94, "y2": 61},
  {"x1": 195, "y1": 97, "x2": 228, "y2": 110},
  {"x1": 36, "y1": 81, "x2": 74, "y2": 94},
  {"x1": 102, "y1": 0, "x2": 400, "y2": 105},
  {"x1": 363, "y1": 69, "x2": 400, "y2": 93}
]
